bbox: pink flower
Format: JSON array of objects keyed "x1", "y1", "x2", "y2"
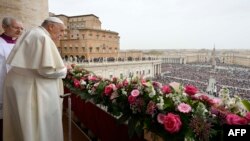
[
  {"x1": 116, "y1": 83, "x2": 123, "y2": 89},
  {"x1": 104, "y1": 84, "x2": 116, "y2": 96},
  {"x1": 226, "y1": 114, "x2": 248, "y2": 125},
  {"x1": 244, "y1": 112, "x2": 250, "y2": 122},
  {"x1": 209, "y1": 98, "x2": 221, "y2": 105},
  {"x1": 88, "y1": 75, "x2": 98, "y2": 81},
  {"x1": 177, "y1": 103, "x2": 191, "y2": 113},
  {"x1": 163, "y1": 113, "x2": 182, "y2": 134},
  {"x1": 153, "y1": 81, "x2": 162, "y2": 88},
  {"x1": 157, "y1": 113, "x2": 166, "y2": 124},
  {"x1": 141, "y1": 79, "x2": 148, "y2": 86},
  {"x1": 73, "y1": 79, "x2": 80, "y2": 88},
  {"x1": 169, "y1": 82, "x2": 181, "y2": 93},
  {"x1": 161, "y1": 85, "x2": 171, "y2": 94},
  {"x1": 128, "y1": 95, "x2": 136, "y2": 104},
  {"x1": 199, "y1": 95, "x2": 213, "y2": 103},
  {"x1": 104, "y1": 86, "x2": 113, "y2": 96},
  {"x1": 184, "y1": 85, "x2": 198, "y2": 96},
  {"x1": 146, "y1": 101, "x2": 156, "y2": 115},
  {"x1": 131, "y1": 89, "x2": 140, "y2": 97},
  {"x1": 123, "y1": 79, "x2": 129, "y2": 87}
]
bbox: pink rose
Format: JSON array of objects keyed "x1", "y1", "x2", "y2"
[
  {"x1": 146, "y1": 101, "x2": 156, "y2": 115},
  {"x1": 161, "y1": 85, "x2": 171, "y2": 94},
  {"x1": 104, "y1": 86, "x2": 113, "y2": 96},
  {"x1": 131, "y1": 89, "x2": 140, "y2": 97},
  {"x1": 123, "y1": 79, "x2": 129, "y2": 87},
  {"x1": 177, "y1": 103, "x2": 191, "y2": 113},
  {"x1": 163, "y1": 113, "x2": 182, "y2": 134},
  {"x1": 128, "y1": 95, "x2": 136, "y2": 104},
  {"x1": 73, "y1": 79, "x2": 80, "y2": 88},
  {"x1": 88, "y1": 75, "x2": 98, "y2": 81},
  {"x1": 184, "y1": 85, "x2": 198, "y2": 96},
  {"x1": 198, "y1": 95, "x2": 213, "y2": 104},
  {"x1": 141, "y1": 79, "x2": 148, "y2": 86},
  {"x1": 157, "y1": 113, "x2": 166, "y2": 124},
  {"x1": 104, "y1": 84, "x2": 116, "y2": 96},
  {"x1": 226, "y1": 114, "x2": 248, "y2": 125},
  {"x1": 116, "y1": 83, "x2": 123, "y2": 89},
  {"x1": 153, "y1": 81, "x2": 162, "y2": 88},
  {"x1": 209, "y1": 98, "x2": 221, "y2": 105}
]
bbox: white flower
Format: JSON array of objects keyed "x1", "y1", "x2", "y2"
[
  {"x1": 148, "y1": 87, "x2": 156, "y2": 98},
  {"x1": 121, "y1": 89, "x2": 127, "y2": 95},
  {"x1": 156, "y1": 96, "x2": 164, "y2": 110},
  {"x1": 80, "y1": 80, "x2": 86, "y2": 86},
  {"x1": 156, "y1": 103, "x2": 164, "y2": 110}
]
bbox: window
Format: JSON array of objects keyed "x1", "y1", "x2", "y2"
[{"x1": 96, "y1": 47, "x2": 100, "y2": 52}]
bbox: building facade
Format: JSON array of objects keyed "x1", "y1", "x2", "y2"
[
  {"x1": 66, "y1": 59, "x2": 162, "y2": 79},
  {"x1": 158, "y1": 49, "x2": 211, "y2": 64},
  {"x1": 54, "y1": 14, "x2": 120, "y2": 62},
  {"x1": 220, "y1": 50, "x2": 250, "y2": 67}
]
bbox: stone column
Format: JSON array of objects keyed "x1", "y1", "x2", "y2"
[{"x1": 0, "y1": 0, "x2": 49, "y2": 32}]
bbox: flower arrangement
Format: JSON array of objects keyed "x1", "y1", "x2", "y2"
[{"x1": 63, "y1": 64, "x2": 250, "y2": 141}]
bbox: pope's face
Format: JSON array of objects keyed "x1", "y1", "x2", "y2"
[
  {"x1": 50, "y1": 23, "x2": 65, "y2": 41},
  {"x1": 3, "y1": 20, "x2": 24, "y2": 38}
]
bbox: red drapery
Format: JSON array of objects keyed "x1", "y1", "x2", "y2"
[{"x1": 63, "y1": 90, "x2": 145, "y2": 141}]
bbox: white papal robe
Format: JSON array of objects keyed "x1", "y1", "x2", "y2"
[
  {"x1": 0, "y1": 37, "x2": 15, "y2": 119},
  {"x1": 3, "y1": 26, "x2": 66, "y2": 141}
]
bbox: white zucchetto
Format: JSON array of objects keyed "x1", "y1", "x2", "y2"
[{"x1": 44, "y1": 17, "x2": 64, "y2": 25}]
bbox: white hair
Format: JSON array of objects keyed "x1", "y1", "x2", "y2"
[{"x1": 2, "y1": 16, "x2": 16, "y2": 27}]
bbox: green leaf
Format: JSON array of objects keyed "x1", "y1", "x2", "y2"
[{"x1": 242, "y1": 100, "x2": 250, "y2": 111}]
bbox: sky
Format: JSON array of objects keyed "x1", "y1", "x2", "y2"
[{"x1": 49, "y1": 0, "x2": 250, "y2": 50}]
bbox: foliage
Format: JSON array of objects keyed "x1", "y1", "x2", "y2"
[{"x1": 63, "y1": 64, "x2": 250, "y2": 141}]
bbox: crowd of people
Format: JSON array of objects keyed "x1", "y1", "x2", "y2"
[{"x1": 154, "y1": 63, "x2": 250, "y2": 100}]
